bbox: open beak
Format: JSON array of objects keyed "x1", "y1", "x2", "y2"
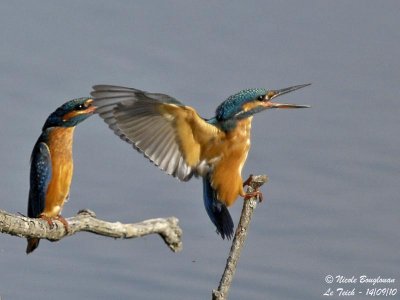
[
  {"x1": 84, "y1": 98, "x2": 97, "y2": 114},
  {"x1": 266, "y1": 83, "x2": 311, "y2": 109}
]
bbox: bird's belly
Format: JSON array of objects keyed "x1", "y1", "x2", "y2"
[
  {"x1": 211, "y1": 148, "x2": 249, "y2": 206},
  {"x1": 43, "y1": 164, "x2": 73, "y2": 216},
  {"x1": 42, "y1": 128, "x2": 74, "y2": 217},
  {"x1": 209, "y1": 123, "x2": 251, "y2": 206}
]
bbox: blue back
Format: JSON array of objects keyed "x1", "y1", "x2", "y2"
[{"x1": 27, "y1": 135, "x2": 52, "y2": 218}]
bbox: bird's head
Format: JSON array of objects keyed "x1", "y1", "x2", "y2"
[
  {"x1": 215, "y1": 84, "x2": 310, "y2": 130},
  {"x1": 43, "y1": 97, "x2": 96, "y2": 130}
]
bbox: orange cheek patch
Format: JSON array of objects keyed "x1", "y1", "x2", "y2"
[
  {"x1": 62, "y1": 107, "x2": 95, "y2": 122},
  {"x1": 242, "y1": 101, "x2": 261, "y2": 112},
  {"x1": 63, "y1": 110, "x2": 80, "y2": 121}
]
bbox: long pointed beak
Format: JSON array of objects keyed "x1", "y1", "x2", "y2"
[{"x1": 267, "y1": 83, "x2": 311, "y2": 109}]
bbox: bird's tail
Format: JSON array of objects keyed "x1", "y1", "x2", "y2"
[
  {"x1": 202, "y1": 174, "x2": 234, "y2": 239},
  {"x1": 26, "y1": 238, "x2": 40, "y2": 254}
]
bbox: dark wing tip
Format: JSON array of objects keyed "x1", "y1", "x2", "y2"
[
  {"x1": 203, "y1": 176, "x2": 235, "y2": 239},
  {"x1": 215, "y1": 205, "x2": 234, "y2": 240},
  {"x1": 26, "y1": 238, "x2": 40, "y2": 254}
]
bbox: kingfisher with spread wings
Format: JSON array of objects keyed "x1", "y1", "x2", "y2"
[{"x1": 91, "y1": 84, "x2": 309, "y2": 239}]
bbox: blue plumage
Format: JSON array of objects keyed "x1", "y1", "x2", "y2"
[
  {"x1": 216, "y1": 88, "x2": 267, "y2": 121},
  {"x1": 202, "y1": 173, "x2": 234, "y2": 239},
  {"x1": 28, "y1": 141, "x2": 52, "y2": 219},
  {"x1": 43, "y1": 97, "x2": 93, "y2": 130}
]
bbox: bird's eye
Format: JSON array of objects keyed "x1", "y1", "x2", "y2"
[
  {"x1": 257, "y1": 95, "x2": 264, "y2": 101},
  {"x1": 75, "y1": 104, "x2": 86, "y2": 110}
]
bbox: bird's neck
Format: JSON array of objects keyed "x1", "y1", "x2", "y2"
[
  {"x1": 225, "y1": 117, "x2": 253, "y2": 138},
  {"x1": 43, "y1": 127, "x2": 76, "y2": 154},
  {"x1": 217, "y1": 116, "x2": 254, "y2": 133}
]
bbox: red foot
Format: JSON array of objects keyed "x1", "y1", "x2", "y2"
[
  {"x1": 244, "y1": 190, "x2": 264, "y2": 202},
  {"x1": 55, "y1": 215, "x2": 69, "y2": 232},
  {"x1": 243, "y1": 174, "x2": 264, "y2": 202},
  {"x1": 39, "y1": 214, "x2": 55, "y2": 228},
  {"x1": 38, "y1": 214, "x2": 69, "y2": 232}
]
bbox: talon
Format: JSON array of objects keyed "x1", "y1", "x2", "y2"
[
  {"x1": 39, "y1": 214, "x2": 55, "y2": 229},
  {"x1": 38, "y1": 214, "x2": 69, "y2": 232},
  {"x1": 55, "y1": 215, "x2": 69, "y2": 232}
]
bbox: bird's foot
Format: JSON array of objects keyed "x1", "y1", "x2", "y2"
[
  {"x1": 38, "y1": 214, "x2": 69, "y2": 232},
  {"x1": 244, "y1": 190, "x2": 263, "y2": 202},
  {"x1": 243, "y1": 174, "x2": 264, "y2": 202},
  {"x1": 38, "y1": 214, "x2": 55, "y2": 229},
  {"x1": 55, "y1": 215, "x2": 69, "y2": 232}
]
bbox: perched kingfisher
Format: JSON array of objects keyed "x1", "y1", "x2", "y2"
[
  {"x1": 26, "y1": 97, "x2": 95, "y2": 254},
  {"x1": 91, "y1": 84, "x2": 310, "y2": 239}
]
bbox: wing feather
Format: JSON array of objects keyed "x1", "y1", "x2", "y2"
[
  {"x1": 28, "y1": 141, "x2": 52, "y2": 218},
  {"x1": 92, "y1": 85, "x2": 222, "y2": 181},
  {"x1": 202, "y1": 173, "x2": 234, "y2": 239}
]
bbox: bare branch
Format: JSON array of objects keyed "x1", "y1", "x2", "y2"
[
  {"x1": 0, "y1": 209, "x2": 182, "y2": 252},
  {"x1": 212, "y1": 175, "x2": 268, "y2": 300}
]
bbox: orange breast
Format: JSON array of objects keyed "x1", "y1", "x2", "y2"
[
  {"x1": 205, "y1": 118, "x2": 253, "y2": 206},
  {"x1": 42, "y1": 127, "x2": 75, "y2": 217}
]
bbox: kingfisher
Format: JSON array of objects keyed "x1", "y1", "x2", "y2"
[
  {"x1": 91, "y1": 84, "x2": 310, "y2": 239},
  {"x1": 26, "y1": 97, "x2": 95, "y2": 254}
]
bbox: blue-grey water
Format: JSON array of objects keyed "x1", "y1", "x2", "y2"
[{"x1": 0, "y1": 1, "x2": 399, "y2": 299}]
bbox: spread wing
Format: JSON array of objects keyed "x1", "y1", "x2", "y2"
[
  {"x1": 91, "y1": 85, "x2": 222, "y2": 181},
  {"x1": 28, "y1": 141, "x2": 52, "y2": 218}
]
